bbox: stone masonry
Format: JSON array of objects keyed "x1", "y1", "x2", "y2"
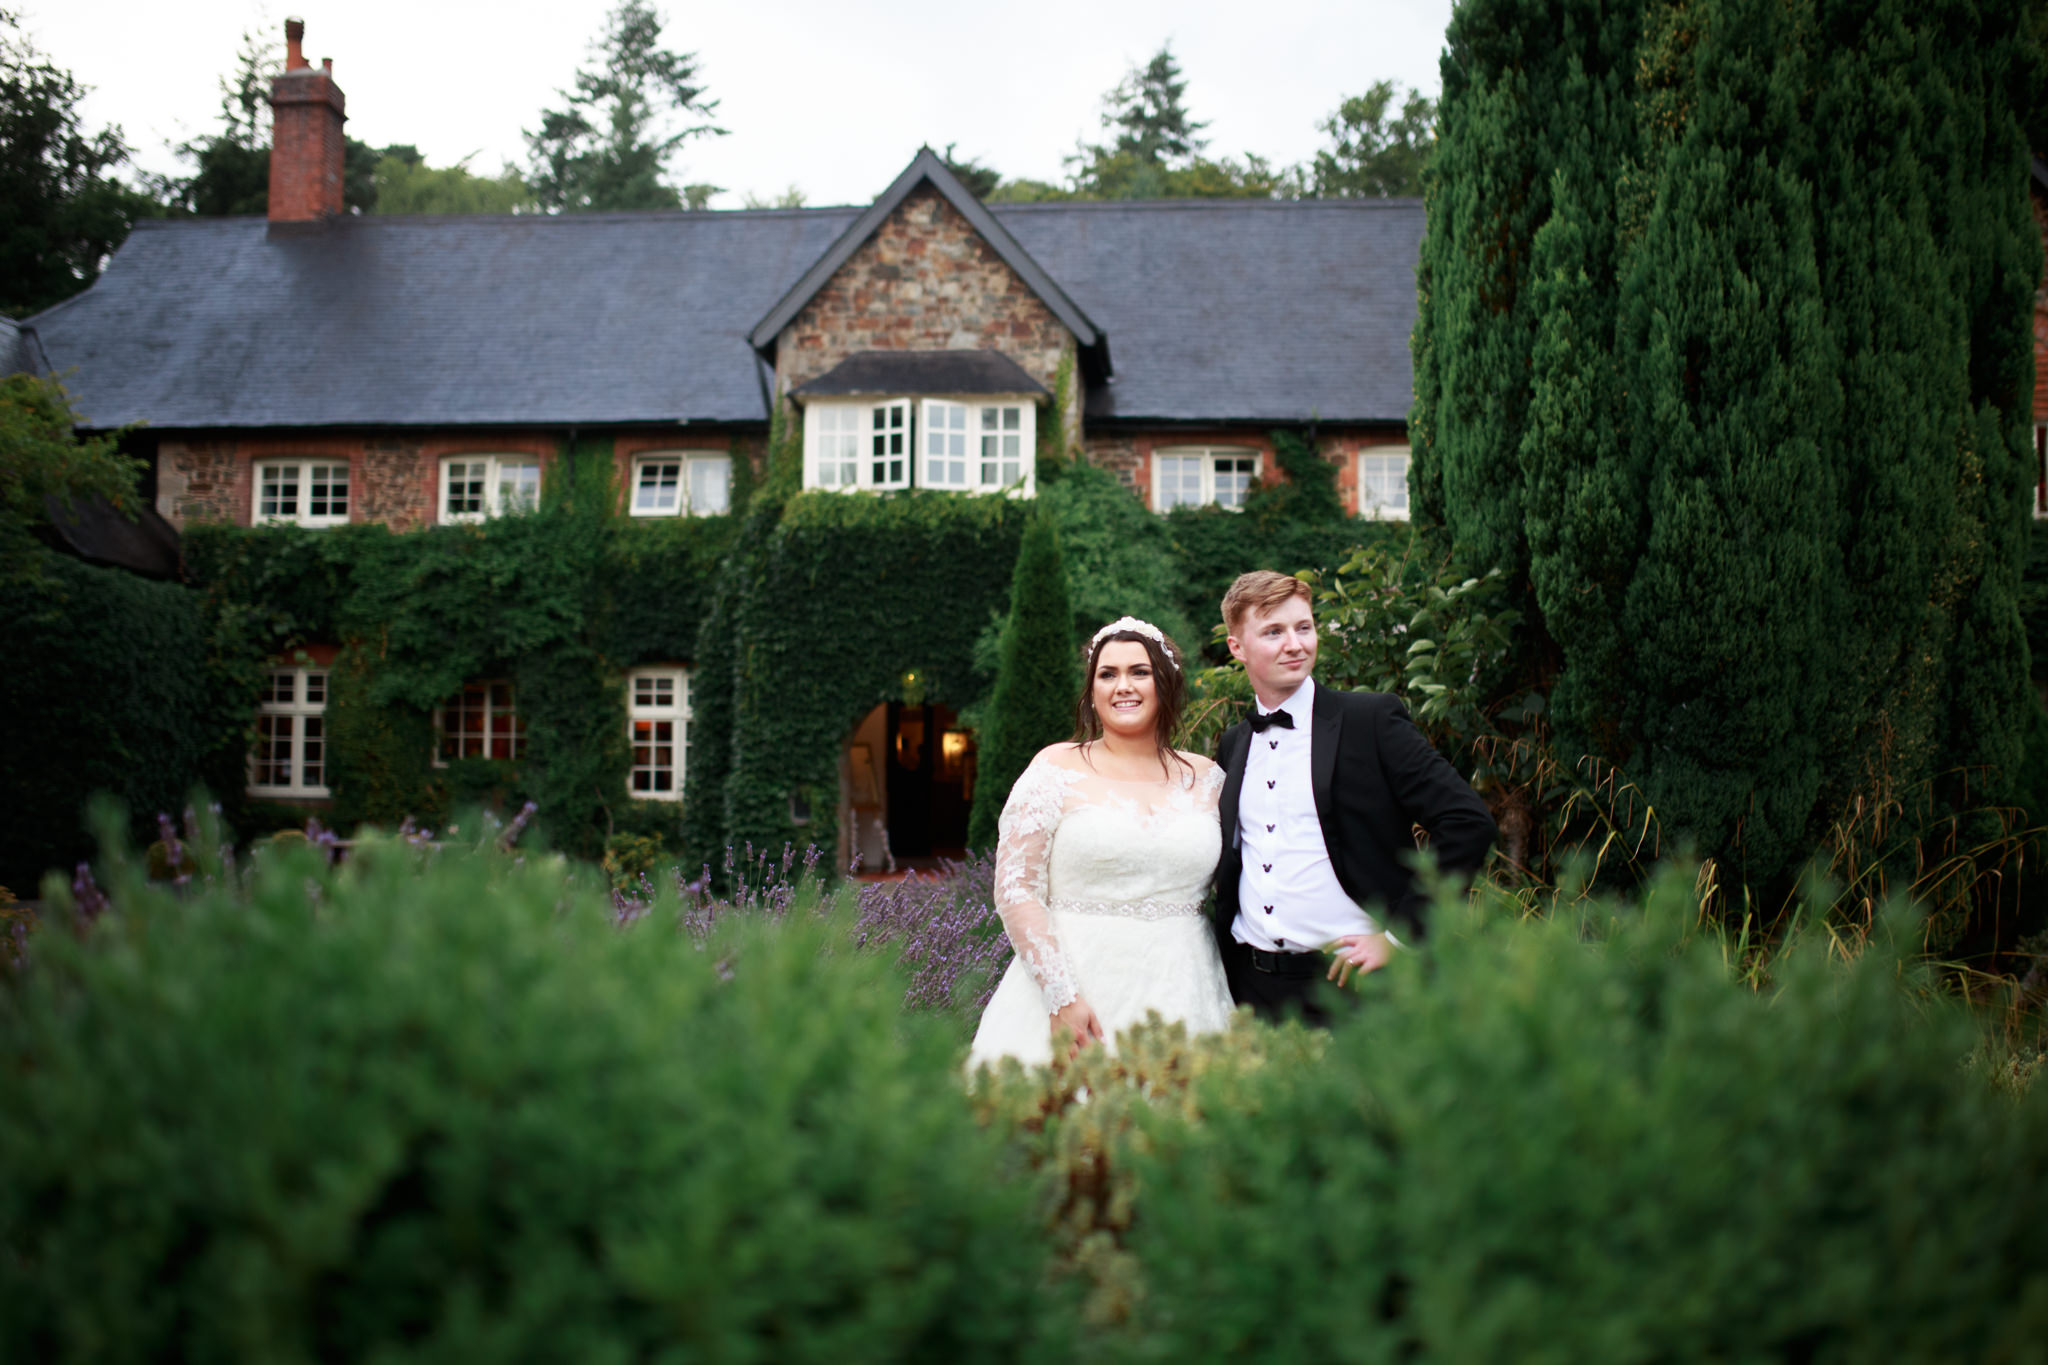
[{"x1": 775, "y1": 186, "x2": 1076, "y2": 403}]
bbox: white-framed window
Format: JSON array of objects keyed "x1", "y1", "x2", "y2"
[
  {"x1": 2035, "y1": 422, "x2": 2046, "y2": 519},
  {"x1": 433, "y1": 681, "x2": 524, "y2": 763},
  {"x1": 923, "y1": 401, "x2": 973, "y2": 489},
  {"x1": 1357, "y1": 448, "x2": 1412, "y2": 520},
  {"x1": 249, "y1": 667, "x2": 329, "y2": 797},
  {"x1": 1152, "y1": 447, "x2": 1259, "y2": 511},
  {"x1": 627, "y1": 665, "x2": 690, "y2": 801},
  {"x1": 805, "y1": 398, "x2": 1035, "y2": 495},
  {"x1": 630, "y1": 453, "x2": 732, "y2": 517},
  {"x1": 810, "y1": 406, "x2": 864, "y2": 488},
  {"x1": 255, "y1": 460, "x2": 350, "y2": 528},
  {"x1": 439, "y1": 455, "x2": 541, "y2": 524},
  {"x1": 870, "y1": 400, "x2": 911, "y2": 489}
]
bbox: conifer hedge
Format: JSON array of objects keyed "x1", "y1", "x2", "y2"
[
  {"x1": 0, "y1": 547, "x2": 246, "y2": 889},
  {"x1": 1414, "y1": 0, "x2": 2042, "y2": 900},
  {"x1": 967, "y1": 508, "x2": 1077, "y2": 850}
]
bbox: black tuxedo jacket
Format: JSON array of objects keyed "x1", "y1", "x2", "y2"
[{"x1": 1214, "y1": 684, "x2": 1496, "y2": 945}]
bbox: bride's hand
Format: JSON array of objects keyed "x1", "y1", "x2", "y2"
[{"x1": 1051, "y1": 998, "x2": 1106, "y2": 1060}]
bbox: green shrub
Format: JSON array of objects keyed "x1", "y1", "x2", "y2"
[
  {"x1": 0, "y1": 546, "x2": 249, "y2": 888},
  {"x1": 1121, "y1": 864, "x2": 2048, "y2": 1362},
  {"x1": 1, "y1": 827, "x2": 1069, "y2": 1362}
]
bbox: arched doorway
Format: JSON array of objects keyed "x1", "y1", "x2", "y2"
[{"x1": 842, "y1": 702, "x2": 976, "y2": 873}]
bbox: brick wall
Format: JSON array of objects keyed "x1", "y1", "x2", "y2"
[
  {"x1": 152, "y1": 431, "x2": 767, "y2": 531},
  {"x1": 1081, "y1": 427, "x2": 1405, "y2": 515},
  {"x1": 775, "y1": 186, "x2": 1076, "y2": 401}
]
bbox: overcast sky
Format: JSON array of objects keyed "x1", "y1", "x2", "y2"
[{"x1": 23, "y1": 0, "x2": 1457, "y2": 208}]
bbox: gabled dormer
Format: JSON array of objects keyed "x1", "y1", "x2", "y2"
[{"x1": 751, "y1": 150, "x2": 1108, "y2": 497}]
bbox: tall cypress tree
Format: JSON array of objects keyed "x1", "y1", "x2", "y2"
[
  {"x1": 1518, "y1": 0, "x2": 1645, "y2": 756},
  {"x1": 1421, "y1": 0, "x2": 2040, "y2": 901},
  {"x1": 967, "y1": 510, "x2": 1076, "y2": 851},
  {"x1": 1616, "y1": 0, "x2": 1844, "y2": 887},
  {"x1": 1413, "y1": 0, "x2": 1640, "y2": 586}
]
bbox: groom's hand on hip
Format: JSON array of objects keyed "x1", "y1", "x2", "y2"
[{"x1": 1327, "y1": 932, "x2": 1393, "y2": 989}]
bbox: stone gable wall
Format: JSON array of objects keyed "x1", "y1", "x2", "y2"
[{"x1": 775, "y1": 186, "x2": 1075, "y2": 401}]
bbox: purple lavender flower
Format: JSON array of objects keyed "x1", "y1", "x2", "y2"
[{"x1": 71, "y1": 862, "x2": 109, "y2": 927}]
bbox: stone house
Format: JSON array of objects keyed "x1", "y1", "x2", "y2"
[{"x1": 20, "y1": 24, "x2": 1424, "y2": 859}]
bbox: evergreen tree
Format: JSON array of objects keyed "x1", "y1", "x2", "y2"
[
  {"x1": 1615, "y1": 0, "x2": 1843, "y2": 887},
  {"x1": 967, "y1": 510, "x2": 1076, "y2": 851},
  {"x1": 0, "y1": 12, "x2": 157, "y2": 315},
  {"x1": 1064, "y1": 44, "x2": 1281, "y2": 200},
  {"x1": 165, "y1": 28, "x2": 380, "y2": 217},
  {"x1": 1420, "y1": 0, "x2": 2041, "y2": 902},
  {"x1": 524, "y1": 0, "x2": 725, "y2": 212}
]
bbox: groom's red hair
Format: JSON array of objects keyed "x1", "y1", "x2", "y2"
[{"x1": 1221, "y1": 570, "x2": 1313, "y2": 635}]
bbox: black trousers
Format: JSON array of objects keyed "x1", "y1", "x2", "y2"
[{"x1": 1221, "y1": 937, "x2": 1353, "y2": 1029}]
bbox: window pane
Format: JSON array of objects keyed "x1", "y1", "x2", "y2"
[
  {"x1": 260, "y1": 465, "x2": 299, "y2": 519},
  {"x1": 447, "y1": 462, "x2": 484, "y2": 516},
  {"x1": 636, "y1": 460, "x2": 682, "y2": 513},
  {"x1": 308, "y1": 464, "x2": 348, "y2": 519},
  {"x1": 1214, "y1": 455, "x2": 1255, "y2": 510},
  {"x1": 1360, "y1": 453, "x2": 1410, "y2": 516},
  {"x1": 498, "y1": 462, "x2": 540, "y2": 513},
  {"x1": 689, "y1": 457, "x2": 730, "y2": 515},
  {"x1": 305, "y1": 672, "x2": 326, "y2": 704},
  {"x1": 1158, "y1": 456, "x2": 1203, "y2": 510}
]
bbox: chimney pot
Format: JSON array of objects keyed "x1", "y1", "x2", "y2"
[{"x1": 268, "y1": 19, "x2": 347, "y2": 224}]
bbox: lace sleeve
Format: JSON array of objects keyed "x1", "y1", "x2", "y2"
[{"x1": 993, "y1": 758, "x2": 1081, "y2": 1013}]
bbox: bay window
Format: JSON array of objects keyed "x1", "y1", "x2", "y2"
[{"x1": 803, "y1": 397, "x2": 1035, "y2": 495}]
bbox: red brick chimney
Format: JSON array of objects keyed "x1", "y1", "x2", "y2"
[{"x1": 267, "y1": 18, "x2": 347, "y2": 222}]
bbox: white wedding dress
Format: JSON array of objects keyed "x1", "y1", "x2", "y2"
[{"x1": 967, "y1": 750, "x2": 1237, "y2": 1069}]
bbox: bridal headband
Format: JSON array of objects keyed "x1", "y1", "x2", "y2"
[{"x1": 1090, "y1": 616, "x2": 1179, "y2": 667}]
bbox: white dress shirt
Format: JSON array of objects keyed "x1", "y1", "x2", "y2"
[{"x1": 1231, "y1": 676, "x2": 1384, "y2": 952}]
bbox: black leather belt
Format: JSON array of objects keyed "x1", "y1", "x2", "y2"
[{"x1": 1246, "y1": 946, "x2": 1321, "y2": 978}]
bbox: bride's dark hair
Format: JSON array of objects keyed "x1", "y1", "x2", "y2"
[{"x1": 1073, "y1": 627, "x2": 1192, "y2": 778}]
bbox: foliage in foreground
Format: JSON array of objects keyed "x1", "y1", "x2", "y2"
[
  {"x1": 1120, "y1": 865, "x2": 2048, "y2": 1362},
  {"x1": 1, "y1": 818, "x2": 1066, "y2": 1363},
  {"x1": 8, "y1": 813, "x2": 2044, "y2": 1362}
]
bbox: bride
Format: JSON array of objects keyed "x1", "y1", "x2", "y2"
[{"x1": 968, "y1": 616, "x2": 1235, "y2": 1068}]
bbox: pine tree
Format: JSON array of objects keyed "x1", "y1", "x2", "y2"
[
  {"x1": 967, "y1": 511, "x2": 1077, "y2": 851},
  {"x1": 524, "y1": 0, "x2": 725, "y2": 212}
]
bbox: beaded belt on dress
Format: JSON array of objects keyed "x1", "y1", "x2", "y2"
[{"x1": 1050, "y1": 896, "x2": 1203, "y2": 921}]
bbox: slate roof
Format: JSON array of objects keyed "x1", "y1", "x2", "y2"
[
  {"x1": 1, "y1": 315, "x2": 48, "y2": 377},
  {"x1": 792, "y1": 350, "x2": 1047, "y2": 399},
  {"x1": 28, "y1": 182, "x2": 1424, "y2": 430}
]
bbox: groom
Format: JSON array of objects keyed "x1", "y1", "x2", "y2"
[{"x1": 1213, "y1": 570, "x2": 1496, "y2": 1024}]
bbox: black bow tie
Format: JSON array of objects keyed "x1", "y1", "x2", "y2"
[{"x1": 1247, "y1": 708, "x2": 1294, "y2": 733}]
